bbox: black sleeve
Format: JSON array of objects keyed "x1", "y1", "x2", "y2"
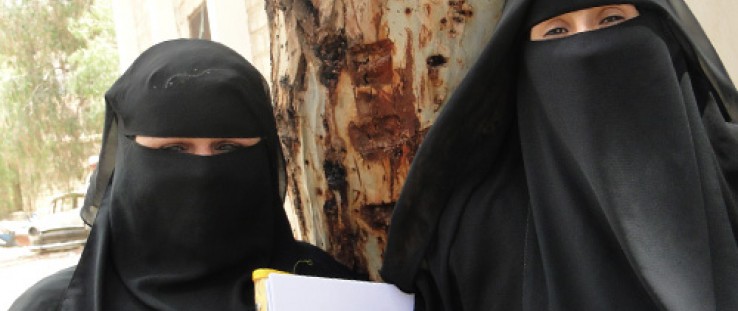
[
  {"x1": 9, "y1": 265, "x2": 76, "y2": 311},
  {"x1": 272, "y1": 241, "x2": 367, "y2": 281}
]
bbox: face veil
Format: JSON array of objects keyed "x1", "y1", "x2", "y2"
[
  {"x1": 518, "y1": 13, "x2": 735, "y2": 310},
  {"x1": 381, "y1": 1, "x2": 738, "y2": 310},
  {"x1": 62, "y1": 39, "x2": 295, "y2": 310}
]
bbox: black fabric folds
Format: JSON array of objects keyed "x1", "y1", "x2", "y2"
[
  {"x1": 518, "y1": 14, "x2": 738, "y2": 310},
  {"x1": 44, "y1": 39, "x2": 356, "y2": 311},
  {"x1": 382, "y1": 1, "x2": 738, "y2": 310}
]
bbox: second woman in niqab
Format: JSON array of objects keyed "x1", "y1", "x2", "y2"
[{"x1": 382, "y1": 0, "x2": 738, "y2": 310}]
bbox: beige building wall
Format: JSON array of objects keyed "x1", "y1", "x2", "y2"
[
  {"x1": 111, "y1": 0, "x2": 271, "y2": 79},
  {"x1": 244, "y1": 0, "x2": 271, "y2": 79},
  {"x1": 685, "y1": 0, "x2": 738, "y2": 81}
]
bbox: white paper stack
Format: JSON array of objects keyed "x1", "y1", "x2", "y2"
[{"x1": 261, "y1": 273, "x2": 414, "y2": 311}]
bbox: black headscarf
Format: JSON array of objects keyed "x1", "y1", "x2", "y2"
[
  {"x1": 382, "y1": 1, "x2": 738, "y2": 310},
  {"x1": 58, "y1": 39, "x2": 353, "y2": 310}
]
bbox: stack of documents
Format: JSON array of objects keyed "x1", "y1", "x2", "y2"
[{"x1": 253, "y1": 269, "x2": 414, "y2": 311}]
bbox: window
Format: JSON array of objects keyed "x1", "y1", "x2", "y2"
[{"x1": 189, "y1": 3, "x2": 211, "y2": 40}]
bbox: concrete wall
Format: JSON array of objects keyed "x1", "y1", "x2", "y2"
[
  {"x1": 684, "y1": 0, "x2": 738, "y2": 81},
  {"x1": 110, "y1": 0, "x2": 270, "y2": 79},
  {"x1": 244, "y1": 0, "x2": 271, "y2": 79}
]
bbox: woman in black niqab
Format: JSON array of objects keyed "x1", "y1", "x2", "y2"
[
  {"x1": 382, "y1": 0, "x2": 738, "y2": 310},
  {"x1": 10, "y1": 39, "x2": 355, "y2": 311}
]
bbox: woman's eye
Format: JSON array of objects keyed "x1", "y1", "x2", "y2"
[
  {"x1": 160, "y1": 144, "x2": 188, "y2": 152},
  {"x1": 214, "y1": 143, "x2": 242, "y2": 153},
  {"x1": 600, "y1": 15, "x2": 625, "y2": 25},
  {"x1": 544, "y1": 27, "x2": 568, "y2": 37}
]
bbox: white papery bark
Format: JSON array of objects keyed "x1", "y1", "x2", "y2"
[{"x1": 266, "y1": 0, "x2": 503, "y2": 279}]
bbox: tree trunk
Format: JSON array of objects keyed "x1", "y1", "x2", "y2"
[
  {"x1": 10, "y1": 163, "x2": 25, "y2": 213},
  {"x1": 265, "y1": 0, "x2": 503, "y2": 279}
]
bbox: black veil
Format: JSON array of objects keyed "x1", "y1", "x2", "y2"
[
  {"x1": 382, "y1": 0, "x2": 738, "y2": 310},
  {"x1": 59, "y1": 39, "x2": 351, "y2": 310},
  {"x1": 80, "y1": 42, "x2": 288, "y2": 226}
]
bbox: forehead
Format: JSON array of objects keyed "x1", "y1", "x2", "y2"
[
  {"x1": 526, "y1": 1, "x2": 642, "y2": 27},
  {"x1": 542, "y1": 4, "x2": 637, "y2": 21},
  {"x1": 108, "y1": 40, "x2": 270, "y2": 139},
  {"x1": 115, "y1": 70, "x2": 262, "y2": 138}
]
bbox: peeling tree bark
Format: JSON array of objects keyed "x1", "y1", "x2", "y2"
[{"x1": 265, "y1": 0, "x2": 503, "y2": 279}]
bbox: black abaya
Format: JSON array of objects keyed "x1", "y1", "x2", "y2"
[
  {"x1": 10, "y1": 39, "x2": 356, "y2": 311},
  {"x1": 382, "y1": 1, "x2": 738, "y2": 310}
]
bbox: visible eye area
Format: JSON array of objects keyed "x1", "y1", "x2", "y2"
[
  {"x1": 160, "y1": 144, "x2": 189, "y2": 152},
  {"x1": 544, "y1": 27, "x2": 569, "y2": 37},
  {"x1": 214, "y1": 142, "x2": 243, "y2": 152},
  {"x1": 600, "y1": 15, "x2": 625, "y2": 25},
  {"x1": 134, "y1": 136, "x2": 261, "y2": 156},
  {"x1": 598, "y1": 7, "x2": 632, "y2": 28},
  {"x1": 529, "y1": 4, "x2": 640, "y2": 41}
]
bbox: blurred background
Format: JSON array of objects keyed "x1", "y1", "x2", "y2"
[{"x1": 0, "y1": 1, "x2": 274, "y2": 308}]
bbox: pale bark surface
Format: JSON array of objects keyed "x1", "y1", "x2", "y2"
[{"x1": 265, "y1": 0, "x2": 503, "y2": 279}]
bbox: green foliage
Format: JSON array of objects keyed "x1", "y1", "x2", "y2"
[{"x1": 0, "y1": 0, "x2": 118, "y2": 218}]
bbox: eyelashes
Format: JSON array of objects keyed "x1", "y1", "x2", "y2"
[
  {"x1": 600, "y1": 15, "x2": 625, "y2": 25},
  {"x1": 213, "y1": 143, "x2": 243, "y2": 152},
  {"x1": 159, "y1": 144, "x2": 188, "y2": 152},
  {"x1": 544, "y1": 27, "x2": 569, "y2": 37}
]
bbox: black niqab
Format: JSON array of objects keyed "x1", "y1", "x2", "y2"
[
  {"x1": 519, "y1": 13, "x2": 737, "y2": 309},
  {"x1": 382, "y1": 1, "x2": 738, "y2": 310},
  {"x1": 54, "y1": 39, "x2": 352, "y2": 311}
]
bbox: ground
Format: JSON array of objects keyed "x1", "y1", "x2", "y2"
[{"x1": 0, "y1": 246, "x2": 82, "y2": 310}]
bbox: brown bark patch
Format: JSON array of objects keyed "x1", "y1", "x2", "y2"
[
  {"x1": 348, "y1": 39, "x2": 394, "y2": 86},
  {"x1": 359, "y1": 202, "x2": 394, "y2": 232},
  {"x1": 347, "y1": 36, "x2": 419, "y2": 164},
  {"x1": 443, "y1": 0, "x2": 473, "y2": 37},
  {"x1": 427, "y1": 54, "x2": 448, "y2": 88},
  {"x1": 419, "y1": 25, "x2": 432, "y2": 49},
  {"x1": 449, "y1": 0, "x2": 474, "y2": 18},
  {"x1": 322, "y1": 159, "x2": 355, "y2": 266},
  {"x1": 426, "y1": 54, "x2": 448, "y2": 67},
  {"x1": 316, "y1": 32, "x2": 347, "y2": 88}
]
